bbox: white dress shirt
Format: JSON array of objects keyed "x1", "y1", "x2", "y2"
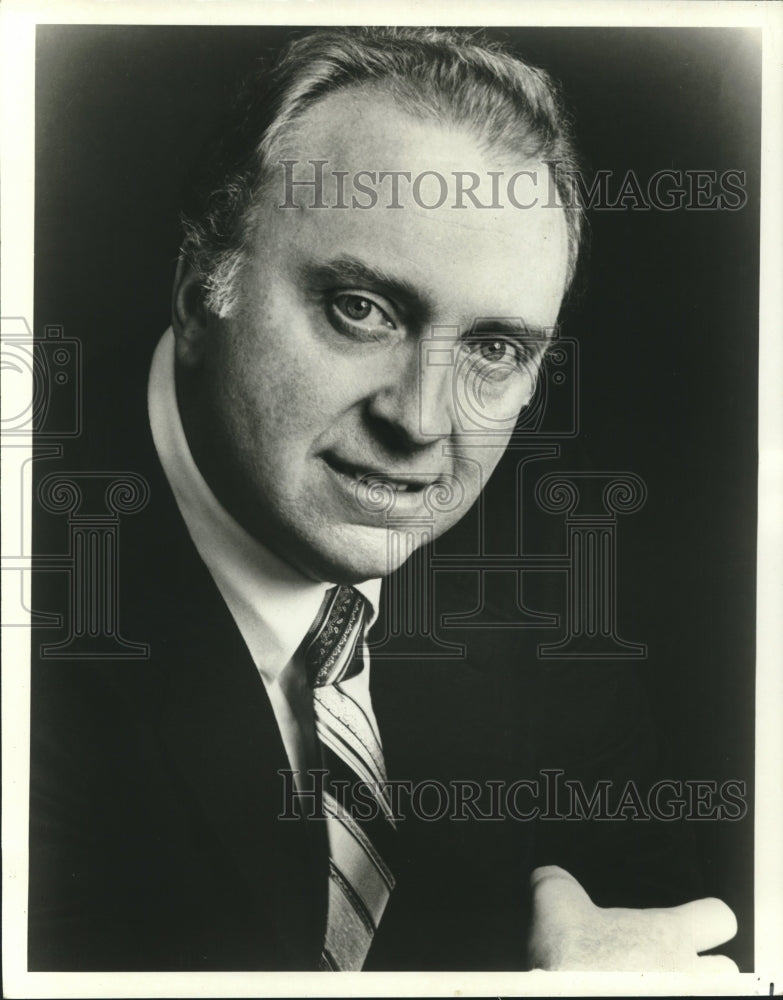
[{"x1": 147, "y1": 327, "x2": 383, "y2": 784}]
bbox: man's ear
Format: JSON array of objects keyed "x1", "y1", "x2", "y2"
[{"x1": 172, "y1": 257, "x2": 210, "y2": 368}]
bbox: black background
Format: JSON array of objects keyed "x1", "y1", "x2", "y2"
[{"x1": 34, "y1": 25, "x2": 759, "y2": 969}]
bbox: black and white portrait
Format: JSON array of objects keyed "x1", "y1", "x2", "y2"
[{"x1": 1, "y1": 4, "x2": 779, "y2": 996}]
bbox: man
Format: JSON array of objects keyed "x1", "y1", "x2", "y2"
[{"x1": 29, "y1": 26, "x2": 738, "y2": 972}]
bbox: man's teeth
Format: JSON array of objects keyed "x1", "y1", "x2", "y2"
[
  {"x1": 374, "y1": 478, "x2": 411, "y2": 491},
  {"x1": 337, "y1": 463, "x2": 428, "y2": 492},
  {"x1": 364, "y1": 474, "x2": 416, "y2": 492}
]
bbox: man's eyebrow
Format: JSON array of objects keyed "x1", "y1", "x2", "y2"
[
  {"x1": 299, "y1": 254, "x2": 430, "y2": 314},
  {"x1": 300, "y1": 256, "x2": 555, "y2": 341},
  {"x1": 470, "y1": 317, "x2": 555, "y2": 344}
]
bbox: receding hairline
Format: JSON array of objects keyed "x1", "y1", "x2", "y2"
[
  {"x1": 179, "y1": 27, "x2": 584, "y2": 317},
  {"x1": 259, "y1": 79, "x2": 556, "y2": 177}
]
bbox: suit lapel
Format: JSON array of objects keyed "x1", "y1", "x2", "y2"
[
  {"x1": 105, "y1": 348, "x2": 329, "y2": 968},
  {"x1": 152, "y1": 597, "x2": 326, "y2": 968},
  {"x1": 366, "y1": 572, "x2": 537, "y2": 969}
]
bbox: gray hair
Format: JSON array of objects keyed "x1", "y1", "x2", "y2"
[{"x1": 179, "y1": 27, "x2": 585, "y2": 317}]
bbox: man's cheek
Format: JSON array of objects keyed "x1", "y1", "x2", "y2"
[{"x1": 454, "y1": 443, "x2": 509, "y2": 489}]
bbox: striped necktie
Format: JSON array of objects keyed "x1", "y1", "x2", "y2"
[{"x1": 302, "y1": 585, "x2": 396, "y2": 971}]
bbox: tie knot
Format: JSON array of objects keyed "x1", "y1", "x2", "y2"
[{"x1": 304, "y1": 585, "x2": 367, "y2": 688}]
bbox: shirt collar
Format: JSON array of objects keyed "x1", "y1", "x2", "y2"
[{"x1": 147, "y1": 327, "x2": 381, "y2": 682}]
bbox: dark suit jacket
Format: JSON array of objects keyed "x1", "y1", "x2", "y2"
[{"x1": 28, "y1": 338, "x2": 702, "y2": 971}]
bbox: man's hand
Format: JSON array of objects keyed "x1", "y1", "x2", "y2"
[{"x1": 527, "y1": 865, "x2": 739, "y2": 972}]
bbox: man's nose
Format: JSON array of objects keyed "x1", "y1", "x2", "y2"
[{"x1": 366, "y1": 337, "x2": 456, "y2": 449}]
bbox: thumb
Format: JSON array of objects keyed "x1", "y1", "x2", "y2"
[
  {"x1": 527, "y1": 866, "x2": 597, "y2": 969},
  {"x1": 530, "y1": 865, "x2": 595, "y2": 916}
]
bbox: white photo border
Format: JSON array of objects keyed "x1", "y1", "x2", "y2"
[{"x1": 2, "y1": 1, "x2": 781, "y2": 996}]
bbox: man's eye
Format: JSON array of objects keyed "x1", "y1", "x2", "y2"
[
  {"x1": 330, "y1": 293, "x2": 396, "y2": 337},
  {"x1": 477, "y1": 339, "x2": 515, "y2": 364},
  {"x1": 464, "y1": 336, "x2": 527, "y2": 382},
  {"x1": 339, "y1": 296, "x2": 374, "y2": 322}
]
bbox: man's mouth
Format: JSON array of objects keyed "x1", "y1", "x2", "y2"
[{"x1": 323, "y1": 454, "x2": 436, "y2": 493}]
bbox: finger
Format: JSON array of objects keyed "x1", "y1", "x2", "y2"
[
  {"x1": 696, "y1": 954, "x2": 740, "y2": 973},
  {"x1": 670, "y1": 897, "x2": 738, "y2": 952}
]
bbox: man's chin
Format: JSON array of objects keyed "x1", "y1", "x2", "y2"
[{"x1": 283, "y1": 523, "x2": 430, "y2": 585}]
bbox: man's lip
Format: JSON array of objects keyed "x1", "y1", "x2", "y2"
[{"x1": 323, "y1": 454, "x2": 438, "y2": 492}]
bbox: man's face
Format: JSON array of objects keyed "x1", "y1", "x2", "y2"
[{"x1": 176, "y1": 87, "x2": 569, "y2": 583}]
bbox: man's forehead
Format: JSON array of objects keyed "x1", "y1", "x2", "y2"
[
  {"x1": 282, "y1": 86, "x2": 477, "y2": 166},
  {"x1": 277, "y1": 84, "x2": 542, "y2": 191},
  {"x1": 250, "y1": 86, "x2": 570, "y2": 323}
]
